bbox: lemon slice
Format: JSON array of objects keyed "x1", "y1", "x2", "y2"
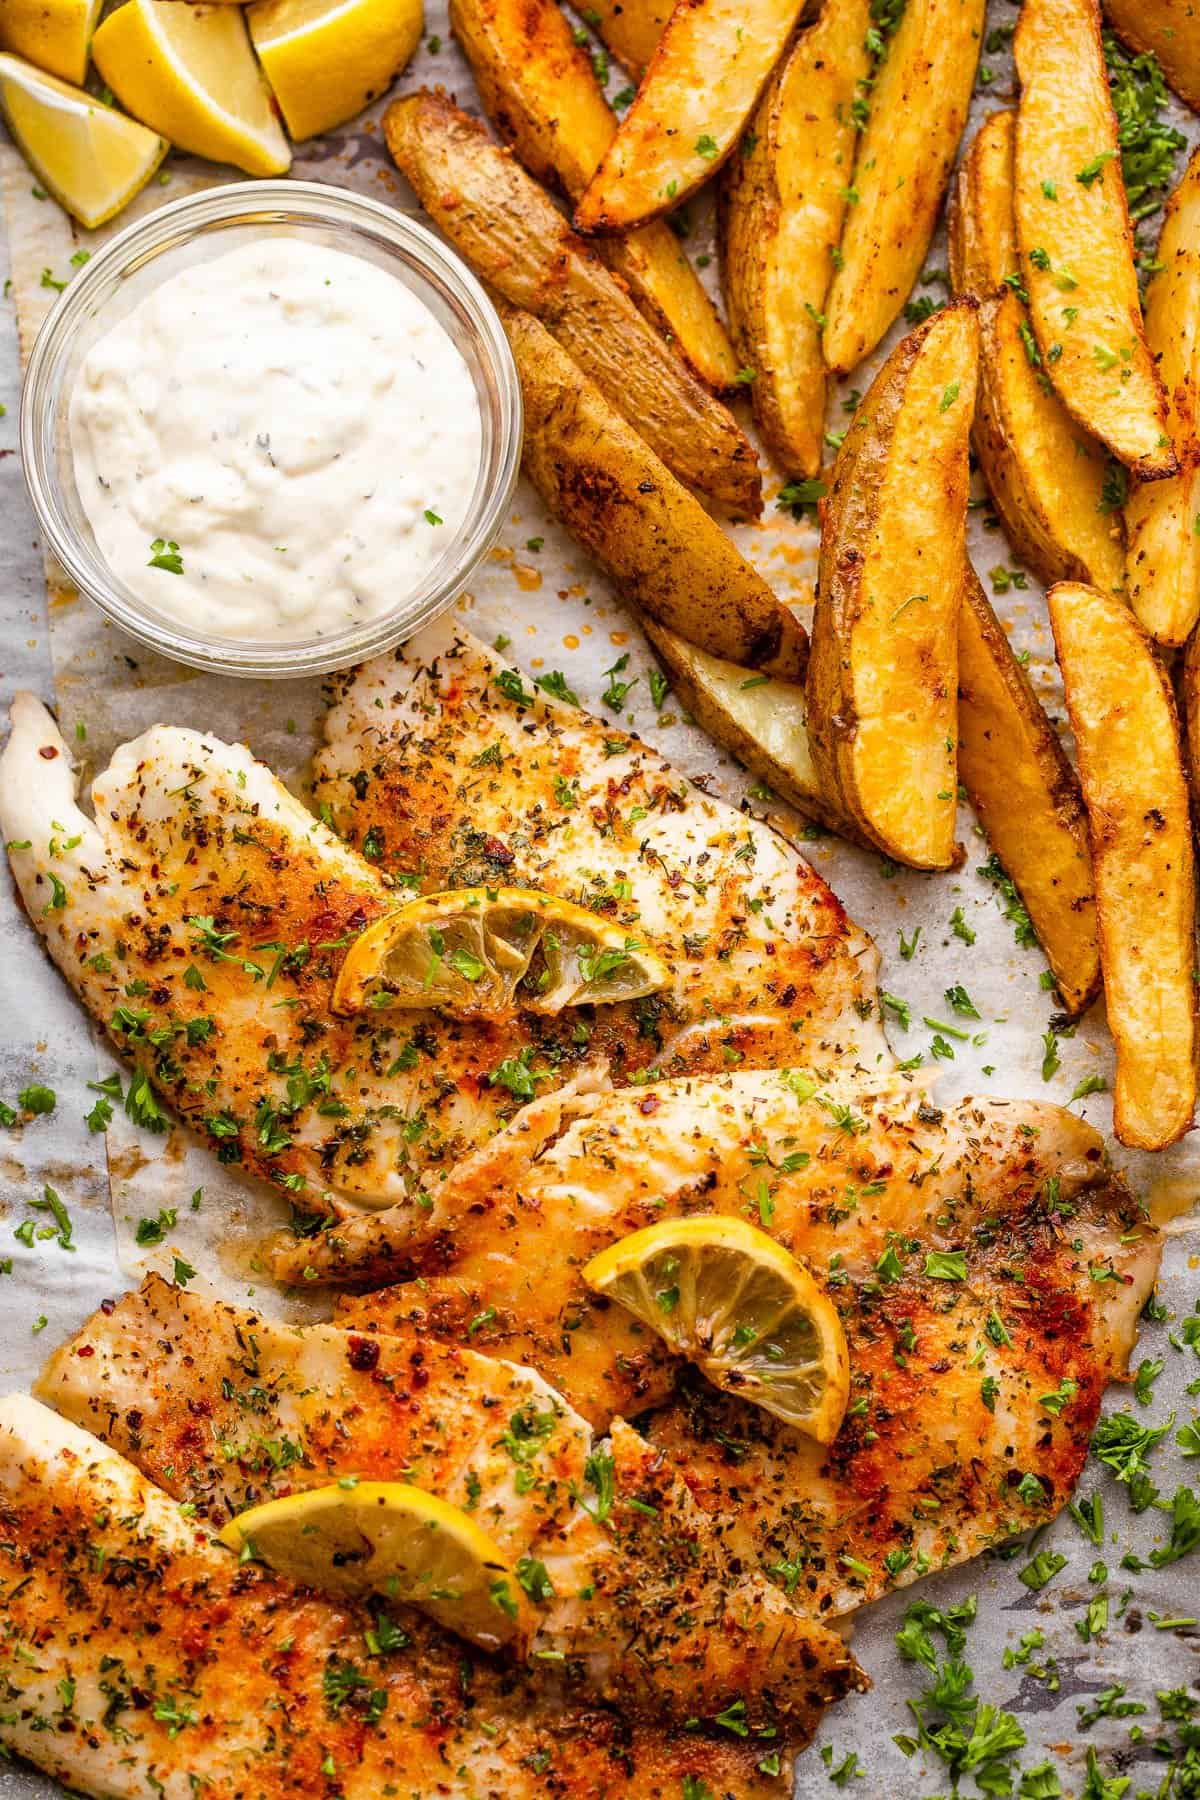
[
  {"x1": 0, "y1": 54, "x2": 168, "y2": 229},
  {"x1": 332, "y1": 886, "x2": 669, "y2": 1018},
  {"x1": 217, "y1": 1481, "x2": 526, "y2": 1652},
  {"x1": 583, "y1": 1216, "x2": 851, "y2": 1442},
  {"x1": 91, "y1": 0, "x2": 291, "y2": 178},
  {"x1": 0, "y1": 0, "x2": 102, "y2": 85},
  {"x1": 247, "y1": 0, "x2": 422, "y2": 143}
]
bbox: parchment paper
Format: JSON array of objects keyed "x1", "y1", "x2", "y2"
[{"x1": 0, "y1": 6, "x2": 1197, "y2": 1795}]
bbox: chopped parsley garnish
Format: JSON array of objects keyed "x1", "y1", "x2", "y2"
[{"x1": 147, "y1": 537, "x2": 183, "y2": 574}]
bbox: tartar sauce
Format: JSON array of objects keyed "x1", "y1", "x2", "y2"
[{"x1": 69, "y1": 238, "x2": 484, "y2": 642}]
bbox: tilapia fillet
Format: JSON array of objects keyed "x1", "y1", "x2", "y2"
[
  {"x1": 333, "y1": 1066, "x2": 1159, "y2": 1613},
  {"x1": 0, "y1": 619, "x2": 880, "y2": 1226},
  {"x1": 37, "y1": 1276, "x2": 866, "y2": 1735},
  {"x1": 0, "y1": 1394, "x2": 795, "y2": 1798}
]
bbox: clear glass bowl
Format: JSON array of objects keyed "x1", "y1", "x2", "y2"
[{"x1": 19, "y1": 180, "x2": 522, "y2": 679}]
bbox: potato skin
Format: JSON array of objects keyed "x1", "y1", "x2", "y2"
[
  {"x1": 948, "y1": 110, "x2": 1124, "y2": 591},
  {"x1": 807, "y1": 304, "x2": 978, "y2": 870},
  {"x1": 505, "y1": 310, "x2": 806, "y2": 677},
  {"x1": 1104, "y1": 0, "x2": 1200, "y2": 110},
  {"x1": 448, "y1": 0, "x2": 738, "y2": 392},
  {"x1": 958, "y1": 570, "x2": 1100, "y2": 1015},
  {"x1": 383, "y1": 91, "x2": 761, "y2": 516},
  {"x1": 1050, "y1": 582, "x2": 1197, "y2": 1150},
  {"x1": 720, "y1": 0, "x2": 872, "y2": 477}
]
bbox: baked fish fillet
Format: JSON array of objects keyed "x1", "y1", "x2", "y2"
[
  {"x1": 0, "y1": 1394, "x2": 795, "y2": 1798},
  {"x1": 0, "y1": 619, "x2": 880, "y2": 1227},
  {"x1": 333, "y1": 1066, "x2": 1159, "y2": 1614},
  {"x1": 37, "y1": 1276, "x2": 866, "y2": 1734}
]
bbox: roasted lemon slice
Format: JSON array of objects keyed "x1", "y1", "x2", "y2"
[
  {"x1": 91, "y1": 0, "x2": 291, "y2": 177},
  {"x1": 217, "y1": 1481, "x2": 526, "y2": 1652},
  {"x1": 0, "y1": 0, "x2": 101, "y2": 85},
  {"x1": 247, "y1": 0, "x2": 422, "y2": 143},
  {"x1": 333, "y1": 886, "x2": 669, "y2": 1018},
  {"x1": 583, "y1": 1216, "x2": 851, "y2": 1442},
  {"x1": 0, "y1": 53, "x2": 167, "y2": 229}
]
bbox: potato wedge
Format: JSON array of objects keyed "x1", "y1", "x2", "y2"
[
  {"x1": 958, "y1": 569, "x2": 1101, "y2": 1014},
  {"x1": 383, "y1": 91, "x2": 761, "y2": 515},
  {"x1": 449, "y1": 0, "x2": 737, "y2": 392},
  {"x1": 573, "y1": 0, "x2": 806, "y2": 234},
  {"x1": 1125, "y1": 148, "x2": 1200, "y2": 644},
  {"x1": 582, "y1": 0, "x2": 669, "y2": 81},
  {"x1": 1048, "y1": 581, "x2": 1197, "y2": 1150},
  {"x1": 1103, "y1": 0, "x2": 1200, "y2": 110},
  {"x1": 504, "y1": 310, "x2": 806, "y2": 677},
  {"x1": 1013, "y1": 0, "x2": 1174, "y2": 476},
  {"x1": 719, "y1": 0, "x2": 872, "y2": 477},
  {"x1": 806, "y1": 303, "x2": 979, "y2": 869},
  {"x1": 640, "y1": 620, "x2": 862, "y2": 836},
  {"x1": 949, "y1": 110, "x2": 1125, "y2": 592},
  {"x1": 822, "y1": 0, "x2": 985, "y2": 376}
]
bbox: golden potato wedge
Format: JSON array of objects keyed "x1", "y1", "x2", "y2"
[
  {"x1": 1103, "y1": 0, "x2": 1200, "y2": 110},
  {"x1": 573, "y1": 0, "x2": 806, "y2": 234},
  {"x1": 1182, "y1": 616, "x2": 1200, "y2": 811},
  {"x1": 958, "y1": 570, "x2": 1100, "y2": 1014},
  {"x1": 1013, "y1": 0, "x2": 1174, "y2": 477},
  {"x1": 582, "y1": 0, "x2": 669, "y2": 81},
  {"x1": 1125, "y1": 148, "x2": 1200, "y2": 644},
  {"x1": 719, "y1": 0, "x2": 872, "y2": 477},
  {"x1": 949, "y1": 111, "x2": 1124, "y2": 592},
  {"x1": 504, "y1": 310, "x2": 806, "y2": 677},
  {"x1": 806, "y1": 303, "x2": 979, "y2": 869},
  {"x1": 449, "y1": 0, "x2": 737, "y2": 392},
  {"x1": 1049, "y1": 581, "x2": 1197, "y2": 1150},
  {"x1": 640, "y1": 619, "x2": 864, "y2": 836},
  {"x1": 822, "y1": 0, "x2": 985, "y2": 376},
  {"x1": 383, "y1": 92, "x2": 761, "y2": 516}
]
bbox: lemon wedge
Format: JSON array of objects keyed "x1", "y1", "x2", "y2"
[
  {"x1": 91, "y1": 0, "x2": 291, "y2": 178},
  {"x1": 583, "y1": 1216, "x2": 851, "y2": 1442},
  {"x1": 217, "y1": 1481, "x2": 526, "y2": 1652},
  {"x1": 247, "y1": 0, "x2": 422, "y2": 143},
  {"x1": 0, "y1": 0, "x2": 101, "y2": 85},
  {"x1": 332, "y1": 885, "x2": 670, "y2": 1018},
  {"x1": 0, "y1": 53, "x2": 168, "y2": 229}
]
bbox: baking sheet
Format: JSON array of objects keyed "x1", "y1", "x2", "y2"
[{"x1": 0, "y1": 5, "x2": 1197, "y2": 1794}]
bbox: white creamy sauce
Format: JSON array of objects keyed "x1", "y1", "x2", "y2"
[{"x1": 69, "y1": 237, "x2": 483, "y2": 642}]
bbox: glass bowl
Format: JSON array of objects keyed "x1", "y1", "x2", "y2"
[{"x1": 19, "y1": 180, "x2": 522, "y2": 679}]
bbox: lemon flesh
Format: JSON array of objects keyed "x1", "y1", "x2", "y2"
[
  {"x1": 332, "y1": 885, "x2": 670, "y2": 1018},
  {"x1": 584, "y1": 1215, "x2": 851, "y2": 1442},
  {"x1": 217, "y1": 1481, "x2": 526, "y2": 1652},
  {"x1": 248, "y1": 0, "x2": 422, "y2": 142},
  {"x1": 0, "y1": 53, "x2": 168, "y2": 229},
  {"x1": 92, "y1": 0, "x2": 291, "y2": 178},
  {"x1": 0, "y1": 0, "x2": 101, "y2": 86}
]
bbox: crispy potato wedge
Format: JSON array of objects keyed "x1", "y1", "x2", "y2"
[
  {"x1": 806, "y1": 303, "x2": 979, "y2": 869},
  {"x1": 383, "y1": 92, "x2": 761, "y2": 515},
  {"x1": 582, "y1": 0, "x2": 669, "y2": 81},
  {"x1": 1103, "y1": 0, "x2": 1200, "y2": 110},
  {"x1": 1049, "y1": 581, "x2": 1197, "y2": 1149},
  {"x1": 1125, "y1": 148, "x2": 1200, "y2": 644},
  {"x1": 1013, "y1": 0, "x2": 1174, "y2": 477},
  {"x1": 958, "y1": 569, "x2": 1101, "y2": 1014},
  {"x1": 822, "y1": 0, "x2": 985, "y2": 375},
  {"x1": 505, "y1": 310, "x2": 806, "y2": 677},
  {"x1": 640, "y1": 620, "x2": 862, "y2": 836},
  {"x1": 573, "y1": 0, "x2": 806, "y2": 234},
  {"x1": 949, "y1": 111, "x2": 1124, "y2": 591},
  {"x1": 449, "y1": 0, "x2": 737, "y2": 392},
  {"x1": 1182, "y1": 616, "x2": 1200, "y2": 814},
  {"x1": 719, "y1": 0, "x2": 872, "y2": 477}
]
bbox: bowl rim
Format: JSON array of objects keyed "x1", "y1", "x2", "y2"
[{"x1": 19, "y1": 178, "x2": 523, "y2": 679}]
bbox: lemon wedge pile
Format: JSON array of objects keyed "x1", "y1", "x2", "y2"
[
  {"x1": 584, "y1": 1215, "x2": 852, "y2": 1442},
  {"x1": 333, "y1": 886, "x2": 670, "y2": 1018},
  {"x1": 249, "y1": 0, "x2": 424, "y2": 144},
  {"x1": 0, "y1": 53, "x2": 167, "y2": 230},
  {"x1": 218, "y1": 1480, "x2": 528, "y2": 1653},
  {"x1": 0, "y1": 0, "x2": 101, "y2": 85}
]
